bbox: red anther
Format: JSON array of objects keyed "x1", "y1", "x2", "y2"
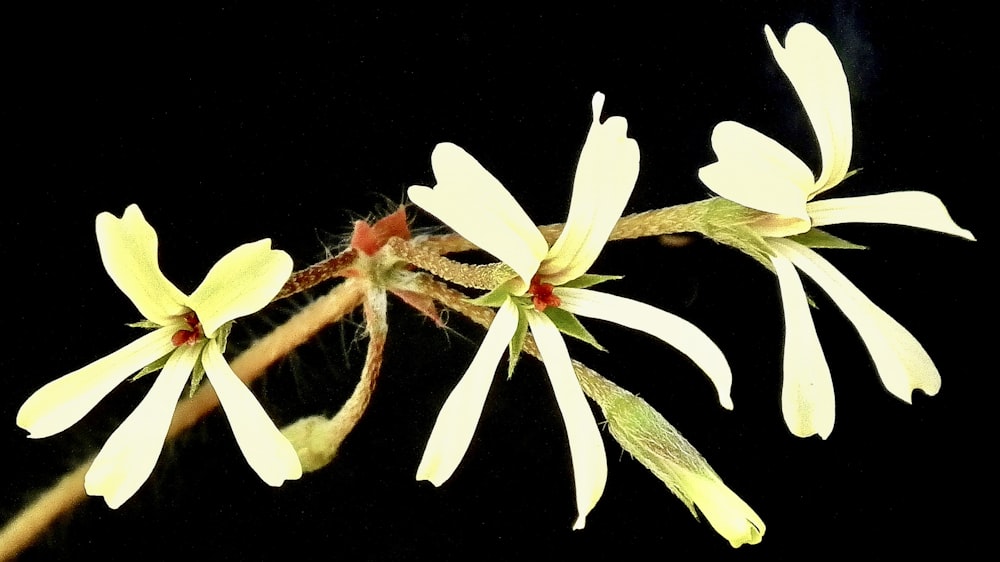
[
  {"x1": 172, "y1": 329, "x2": 199, "y2": 346},
  {"x1": 529, "y1": 275, "x2": 561, "y2": 312},
  {"x1": 172, "y1": 311, "x2": 204, "y2": 346}
]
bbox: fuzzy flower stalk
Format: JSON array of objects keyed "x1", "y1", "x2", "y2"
[
  {"x1": 697, "y1": 23, "x2": 975, "y2": 438},
  {"x1": 408, "y1": 92, "x2": 733, "y2": 529},
  {"x1": 16, "y1": 205, "x2": 302, "y2": 508}
]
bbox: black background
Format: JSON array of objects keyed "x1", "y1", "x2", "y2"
[{"x1": 1, "y1": 2, "x2": 989, "y2": 560}]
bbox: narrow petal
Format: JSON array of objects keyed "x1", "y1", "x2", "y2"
[
  {"x1": 770, "y1": 255, "x2": 835, "y2": 439},
  {"x1": 698, "y1": 121, "x2": 813, "y2": 227},
  {"x1": 765, "y1": 24, "x2": 852, "y2": 195},
  {"x1": 556, "y1": 288, "x2": 734, "y2": 410},
  {"x1": 807, "y1": 192, "x2": 976, "y2": 241},
  {"x1": 96, "y1": 205, "x2": 188, "y2": 325},
  {"x1": 17, "y1": 326, "x2": 178, "y2": 439},
  {"x1": 416, "y1": 298, "x2": 520, "y2": 486},
  {"x1": 526, "y1": 310, "x2": 607, "y2": 530},
  {"x1": 541, "y1": 92, "x2": 640, "y2": 285},
  {"x1": 408, "y1": 143, "x2": 548, "y2": 289},
  {"x1": 84, "y1": 343, "x2": 200, "y2": 508},
  {"x1": 769, "y1": 238, "x2": 941, "y2": 402},
  {"x1": 678, "y1": 470, "x2": 766, "y2": 548},
  {"x1": 187, "y1": 240, "x2": 293, "y2": 337},
  {"x1": 202, "y1": 339, "x2": 302, "y2": 485}
]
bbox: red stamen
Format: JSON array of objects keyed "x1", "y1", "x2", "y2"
[
  {"x1": 172, "y1": 312, "x2": 204, "y2": 346},
  {"x1": 529, "y1": 275, "x2": 561, "y2": 312}
]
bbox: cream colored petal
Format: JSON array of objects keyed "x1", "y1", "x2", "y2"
[
  {"x1": 17, "y1": 326, "x2": 178, "y2": 439},
  {"x1": 187, "y1": 240, "x2": 293, "y2": 337},
  {"x1": 769, "y1": 238, "x2": 941, "y2": 402},
  {"x1": 96, "y1": 205, "x2": 188, "y2": 325},
  {"x1": 202, "y1": 339, "x2": 302, "y2": 485},
  {"x1": 807, "y1": 192, "x2": 976, "y2": 241},
  {"x1": 770, "y1": 254, "x2": 835, "y2": 439},
  {"x1": 766, "y1": 24, "x2": 852, "y2": 196},
  {"x1": 408, "y1": 143, "x2": 547, "y2": 288},
  {"x1": 84, "y1": 342, "x2": 200, "y2": 509},
  {"x1": 678, "y1": 470, "x2": 766, "y2": 548},
  {"x1": 541, "y1": 93, "x2": 640, "y2": 285},
  {"x1": 416, "y1": 298, "x2": 520, "y2": 486},
  {"x1": 556, "y1": 287, "x2": 734, "y2": 410},
  {"x1": 698, "y1": 121, "x2": 813, "y2": 222},
  {"x1": 526, "y1": 310, "x2": 607, "y2": 530}
]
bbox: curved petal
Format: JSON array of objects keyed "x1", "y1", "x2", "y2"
[
  {"x1": 771, "y1": 255, "x2": 835, "y2": 439},
  {"x1": 556, "y1": 288, "x2": 733, "y2": 410},
  {"x1": 678, "y1": 470, "x2": 766, "y2": 548},
  {"x1": 96, "y1": 205, "x2": 188, "y2": 325},
  {"x1": 769, "y1": 238, "x2": 941, "y2": 402},
  {"x1": 698, "y1": 121, "x2": 813, "y2": 225},
  {"x1": 765, "y1": 24, "x2": 852, "y2": 196},
  {"x1": 202, "y1": 339, "x2": 302, "y2": 485},
  {"x1": 187, "y1": 240, "x2": 293, "y2": 337},
  {"x1": 408, "y1": 143, "x2": 548, "y2": 289},
  {"x1": 526, "y1": 310, "x2": 607, "y2": 530},
  {"x1": 541, "y1": 93, "x2": 640, "y2": 285},
  {"x1": 807, "y1": 192, "x2": 976, "y2": 241},
  {"x1": 84, "y1": 342, "x2": 200, "y2": 508},
  {"x1": 17, "y1": 326, "x2": 178, "y2": 439},
  {"x1": 416, "y1": 298, "x2": 520, "y2": 486}
]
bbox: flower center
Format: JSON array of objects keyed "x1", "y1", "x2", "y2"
[
  {"x1": 171, "y1": 311, "x2": 204, "y2": 347},
  {"x1": 528, "y1": 274, "x2": 561, "y2": 312}
]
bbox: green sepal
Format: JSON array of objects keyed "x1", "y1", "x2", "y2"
[
  {"x1": 543, "y1": 307, "x2": 605, "y2": 351},
  {"x1": 696, "y1": 198, "x2": 778, "y2": 270},
  {"x1": 560, "y1": 273, "x2": 623, "y2": 289},
  {"x1": 215, "y1": 322, "x2": 233, "y2": 354},
  {"x1": 130, "y1": 354, "x2": 169, "y2": 382},
  {"x1": 127, "y1": 319, "x2": 161, "y2": 329},
  {"x1": 188, "y1": 360, "x2": 206, "y2": 397},
  {"x1": 507, "y1": 308, "x2": 529, "y2": 379},
  {"x1": 788, "y1": 228, "x2": 866, "y2": 250},
  {"x1": 468, "y1": 278, "x2": 520, "y2": 308}
]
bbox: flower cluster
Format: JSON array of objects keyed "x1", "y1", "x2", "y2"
[
  {"x1": 17, "y1": 205, "x2": 302, "y2": 508},
  {"x1": 409, "y1": 93, "x2": 734, "y2": 530},
  {"x1": 698, "y1": 24, "x2": 974, "y2": 438}
]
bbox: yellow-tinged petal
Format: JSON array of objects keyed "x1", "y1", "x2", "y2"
[
  {"x1": 84, "y1": 343, "x2": 201, "y2": 508},
  {"x1": 17, "y1": 326, "x2": 178, "y2": 439},
  {"x1": 765, "y1": 23, "x2": 852, "y2": 196},
  {"x1": 202, "y1": 339, "x2": 302, "y2": 485},
  {"x1": 541, "y1": 92, "x2": 640, "y2": 285},
  {"x1": 187, "y1": 240, "x2": 293, "y2": 337},
  {"x1": 408, "y1": 143, "x2": 548, "y2": 291},
  {"x1": 556, "y1": 287, "x2": 734, "y2": 410},
  {"x1": 807, "y1": 192, "x2": 976, "y2": 241},
  {"x1": 416, "y1": 298, "x2": 520, "y2": 486},
  {"x1": 96, "y1": 204, "x2": 188, "y2": 325},
  {"x1": 769, "y1": 238, "x2": 941, "y2": 402},
  {"x1": 677, "y1": 470, "x2": 766, "y2": 548},
  {"x1": 771, "y1": 255, "x2": 835, "y2": 439},
  {"x1": 698, "y1": 121, "x2": 812, "y2": 228},
  {"x1": 526, "y1": 310, "x2": 607, "y2": 530}
]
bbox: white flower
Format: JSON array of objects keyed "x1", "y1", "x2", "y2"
[
  {"x1": 698, "y1": 23, "x2": 975, "y2": 439},
  {"x1": 409, "y1": 93, "x2": 733, "y2": 529},
  {"x1": 17, "y1": 205, "x2": 302, "y2": 508}
]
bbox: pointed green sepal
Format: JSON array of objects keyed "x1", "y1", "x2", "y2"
[
  {"x1": 468, "y1": 278, "x2": 521, "y2": 308},
  {"x1": 214, "y1": 322, "x2": 233, "y2": 354},
  {"x1": 543, "y1": 307, "x2": 605, "y2": 351},
  {"x1": 127, "y1": 319, "x2": 161, "y2": 329},
  {"x1": 788, "y1": 228, "x2": 866, "y2": 250},
  {"x1": 560, "y1": 273, "x2": 623, "y2": 289},
  {"x1": 188, "y1": 359, "x2": 206, "y2": 397},
  {"x1": 507, "y1": 308, "x2": 529, "y2": 379},
  {"x1": 129, "y1": 354, "x2": 169, "y2": 382}
]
